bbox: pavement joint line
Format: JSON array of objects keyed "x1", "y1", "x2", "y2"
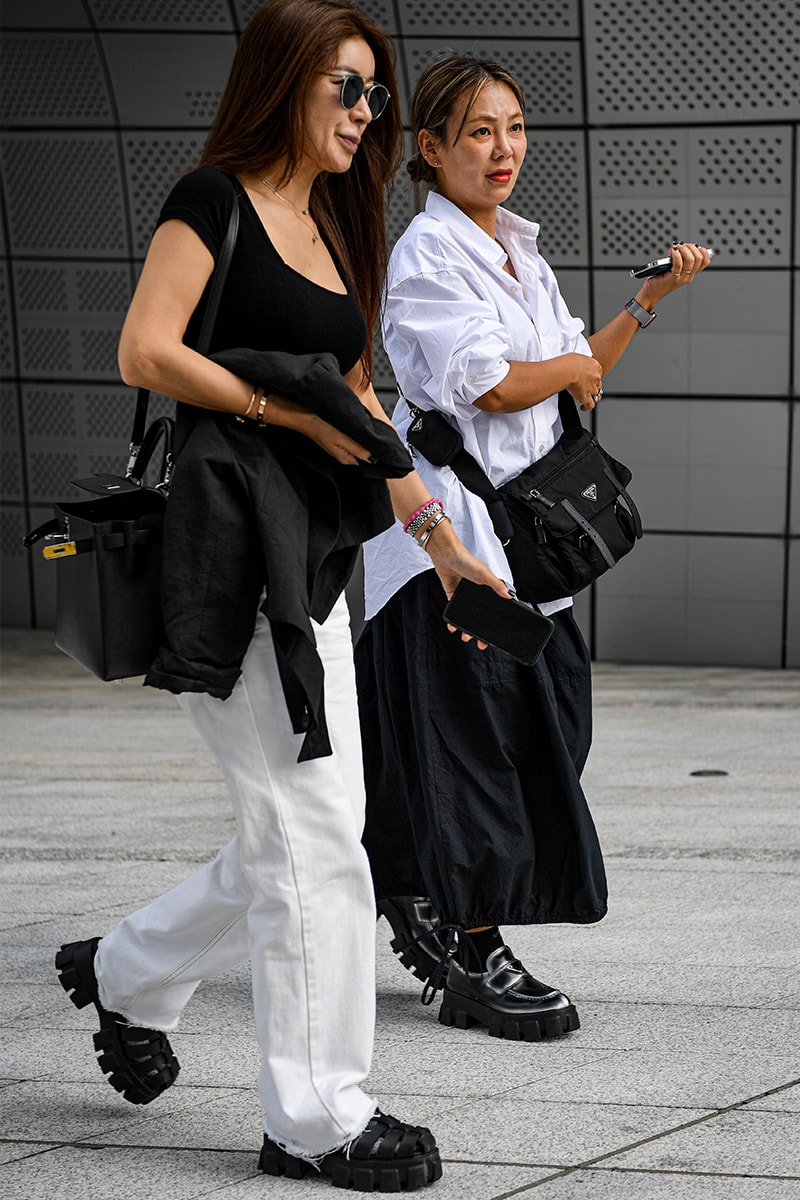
[
  {"x1": 549, "y1": 1165, "x2": 800, "y2": 1181},
  {"x1": 4, "y1": 1139, "x2": 800, "y2": 1185},
  {"x1": 483, "y1": 1074, "x2": 800, "y2": 1198}
]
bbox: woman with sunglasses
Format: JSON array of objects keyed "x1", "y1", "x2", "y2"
[
  {"x1": 54, "y1": 5, "x2": 508, "y2": 1190},
  {"x1": 358, "y1": 53, "x2": 710, "y2": 1040}
]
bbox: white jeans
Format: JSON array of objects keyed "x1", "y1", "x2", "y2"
[{"x1": 94, "y1": 595, "x2": 378, "y2": 1158}]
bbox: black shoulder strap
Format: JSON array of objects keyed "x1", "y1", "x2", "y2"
[
  {"x1": 405, "y1": 401, "x2": 514, "y2": 543},
  {"x1": 557, "y1": 389, "x2": 583, "y2": 435},
  {"x1": 405, "y1": 390, "x2": 582, "y2": 544},
  {"x1": 129, "y1": 182, "x2": 241, "y2": 457}
]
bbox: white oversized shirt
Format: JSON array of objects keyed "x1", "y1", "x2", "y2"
[{"x1": 364, "y1": 191, "x2": 592, "y2": 620}]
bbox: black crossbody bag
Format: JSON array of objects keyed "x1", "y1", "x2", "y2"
[
  {"x1": 23, "y1": 191, "x2": 240, "y2": 680},
  {"x1": 406, "y1": 391, "x2": 643, "y2": 604}
]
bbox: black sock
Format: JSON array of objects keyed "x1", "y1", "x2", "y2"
[{"x1": 461, "y1": 926, "x2": 503, "y2": 970}]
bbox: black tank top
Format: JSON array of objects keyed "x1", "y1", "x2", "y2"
[{"x1": 157, "y1": 166, "x2": 367, "y2": 375}]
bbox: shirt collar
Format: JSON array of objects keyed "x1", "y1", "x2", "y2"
[{"x1": 424, "y1": 190, "x2": 541, "y2": 265}]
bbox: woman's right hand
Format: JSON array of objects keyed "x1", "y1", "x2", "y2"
[
  {"x1": 564, "y1": 352, "x2": 604, "y2": 412},
  {"x1": 264, "y1": 396, "x2": 373, "y2": 465},
  {"x1": 423, "y1": 518, "x2": 511, "y2": 604},
  {"x1": 303, "y1": 412, "x2": 373, "y2": 465},
  {"x1": 422, "y1": 518, "x2": 512, "y2": 646}
]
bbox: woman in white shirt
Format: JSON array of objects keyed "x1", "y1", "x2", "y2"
[{"x1": 357, "y1": 53, "x2": 710, "y2": 1041}]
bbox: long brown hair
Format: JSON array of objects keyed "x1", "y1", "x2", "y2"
[
  {"x1": 200, "y1": 0, "x2": 404, "y2": 377},
  {"x1": 407, "y1": 53, "x2": 525, "y2": 187}
]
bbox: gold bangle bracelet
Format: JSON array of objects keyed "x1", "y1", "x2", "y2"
[{"x1": 235, "y1": 388, "x2": 259, "y2": 424}]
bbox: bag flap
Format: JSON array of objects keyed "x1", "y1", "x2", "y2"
[{"x1": 71, "y1": 473, "x2": 141, "y2": 496}]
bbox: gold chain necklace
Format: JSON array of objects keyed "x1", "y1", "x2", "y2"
[{"x1": 257, "y1": 175, "x2": 320, "y2": 244}]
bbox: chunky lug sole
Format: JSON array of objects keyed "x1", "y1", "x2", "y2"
[
  {"x1": 259, "y1": 1118, "x2": 442, "y2": 1192},
  {"x1": 55, "y1": 937, "x2": 180, "y2": 1105},
  {"x1": 439, "y1": 988, "x2": 580, "y2": 1042},
  {"x1": 377, "y1": 898, "x2": 450, "y2": 984}
]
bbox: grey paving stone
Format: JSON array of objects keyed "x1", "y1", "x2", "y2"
[
  {"x1": 744, "y1": 1083, "x2": 800, "y2": 1113},
  {"x1": 611, "y1": 1109, "x2": 800, "y2": 1177},
  {"x1": 0, "y1": 1143, "x2": 59, "y2": 1166},
  {"x1": 0, "y1": 1078, "x2": 242, "y2": 1145},
  {"x1": 365, "y1": 1033, "x2": 610, "y2": 1097},
  {"x1": 2, "y1": 634, "x2": 799, "y2": 1198},
  {"x1": 211, "y1": 1160, "x2": 553, "y2": 1198},
  {"x1": 97, "y1": 1087, "x2": 262, "y2": 1151},
  {"x1": 517, "y1": 1045, "x2": 798, "y2": 1109},
  {"x1": 426, "y1": 1096, "x2": 713, "y2": 1166},
  {"x1": 520, "y1": 1167, "x2": 800, "y2": 1198},
  {"x1": 0, "y1": 1145, "x2": 257, "y2": 1200}
]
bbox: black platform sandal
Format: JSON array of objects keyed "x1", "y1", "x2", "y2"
[
  {"x1": 55, "y1": 937, "x2": 180, "y2": 1105},
  {"x1": 259, "y1": 1110, "x2": 442, "y2": 1191}
]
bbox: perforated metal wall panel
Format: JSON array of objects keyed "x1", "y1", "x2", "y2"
[
  {"x1": 2, "y1": 134, "x2": 128, "y2": 257},
  {"x1": 123, "y1": 134, "x2": 207, "y2": 256},
  {"x1": 350, "y1": 0, "x2": 398, "y2": 33},
  {"x1": 403, "y1": 39, "x2": 583, "y2": 127},
  {"x1": 591, "y1": 126, "x2": 793, "y2": 269},
  {"x1": 102, "y1": 34, "x2": 236, "y2": 127},
  {"x1": 88, "y1": 0, "x2": 234, "y2": 30},
  {"x1": 1, "y1": 34, "x2": 113, "y2": 127},
  {"x1": 585, "y1": 0, "x2": 800, "y2": 124},
  {"x1": 515, "y1": 133, "x2": 588, "y2": 266},
  {"x1": 0, "y1": 0, "x2": 89, "y2": 28},
  {"x1": 1, "y1": 1, "x2": 797, "y2": 667},
  {"x1": 397, "y1": 0, "x2": 579, "y2": 35}
]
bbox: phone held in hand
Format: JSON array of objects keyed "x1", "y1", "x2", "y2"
[
  {"x1": 443, "y1": 579, "x2": 554, "y2": 666},
  {"x1": 629, "y1": 248, "x2": 715, "y2": 278}
]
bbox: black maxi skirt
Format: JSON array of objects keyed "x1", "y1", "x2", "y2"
[{"x1": 355, "y1": 569, "x2": 608, "y2": 929}]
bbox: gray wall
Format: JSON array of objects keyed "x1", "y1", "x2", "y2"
[{"x1": 1, "y1": 0, "x2": 798, "y2": 665}]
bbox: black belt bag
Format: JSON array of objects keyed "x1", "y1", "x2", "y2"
[{"x1": 406, "y1": 391, "x2": 643, "y2": 604}]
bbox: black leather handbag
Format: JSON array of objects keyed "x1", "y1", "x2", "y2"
[
  {"x1": 406, "y1": 391, "x2": 643, "y2": 604},
  {"x1": 23, "y1": 189, "x2": 240, "y2": 680},
  {"x1": 23, "y1": 420, "x2": 174, "y2": 681}
]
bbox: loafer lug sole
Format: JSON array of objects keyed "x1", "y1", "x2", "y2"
[{"x1": 439, "y1": 988, "x2": 580, "y2": 1042}]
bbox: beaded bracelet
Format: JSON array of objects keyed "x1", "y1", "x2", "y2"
[
  {"x1": 417, "y1": 512, "x2": 451, "y2": 549},
  {"x1": 404, "y1": 498, "x2": 444, "y2": 538}
]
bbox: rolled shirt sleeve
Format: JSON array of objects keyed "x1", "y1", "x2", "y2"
[{"x1": 383, "y1": 268, "x2": 511, "y2": 416}]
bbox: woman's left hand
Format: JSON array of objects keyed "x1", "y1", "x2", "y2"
[{"x1": 640, "y1": 242, "x2": 712, "y2": 304}]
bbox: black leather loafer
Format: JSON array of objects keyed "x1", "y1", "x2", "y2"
[
  {"x1": 55, "y1": 937, "x2": 180, "y2": 1104},
  {"x1": 439, "y1": 943, "x2": 579, "y2": 1041},
  {"x1": 377, "y1": 896, "x2": 453, "y2": 983},
  {"x1": 259, "y1": 1110, "x2": 442, "y2": 1191}
]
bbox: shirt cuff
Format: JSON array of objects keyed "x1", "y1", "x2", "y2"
[{"x1": 460, "y1": 357, "x2": 510, "y2": 407}]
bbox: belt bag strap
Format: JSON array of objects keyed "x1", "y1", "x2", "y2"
[{"x1": 405, "y1": 401, "x2": 514, "y2": 543}]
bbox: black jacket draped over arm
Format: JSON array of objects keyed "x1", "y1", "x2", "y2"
[{"x1": 145, "y1": 349, "x2": 413, "y2": 761}]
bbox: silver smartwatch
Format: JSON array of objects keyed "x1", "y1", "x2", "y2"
[{"x1": 625, "y1": 298, "x2": 657, "y2": 328}]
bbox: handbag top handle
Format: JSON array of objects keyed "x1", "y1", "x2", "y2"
[{"x1": 129, "y1": 180, "x2": 241, "y2": 455}]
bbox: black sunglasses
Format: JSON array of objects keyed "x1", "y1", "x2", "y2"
[{"x1": 324, "y1": 73, "x2": 390, "y2": 119}]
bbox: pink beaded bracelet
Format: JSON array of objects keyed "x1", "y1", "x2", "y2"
[{"x1": 403, "y1": 498, "x2": 443, "y2": 535}]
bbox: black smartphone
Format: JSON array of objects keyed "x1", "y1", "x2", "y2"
[
  {"x1": 630, "y1": 248, "x2": 714, "y2": 278},
  {"x1": 443, "y1": 579, "x2": 554, "y2": 666}
]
